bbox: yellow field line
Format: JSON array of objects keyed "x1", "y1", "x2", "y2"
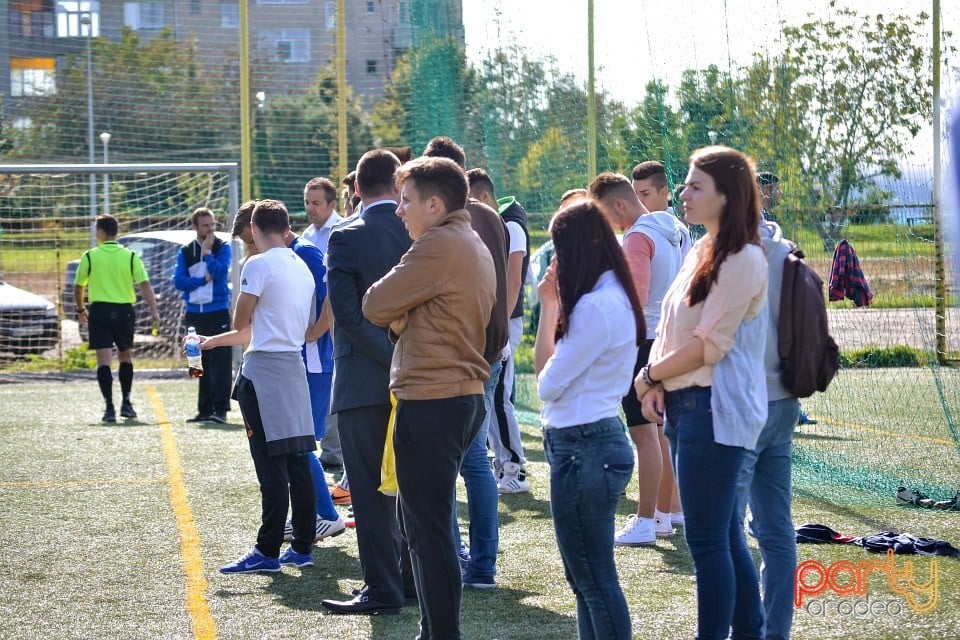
[
  {"x1": 0, "y1": 477, "x2": 164, "y2": 488},
  {"x1": 820, "y1": 418, "x2": 956, "y2": 446},
  {"x1": 148, "y1": 386, "x2": 217, "y2": 640}
]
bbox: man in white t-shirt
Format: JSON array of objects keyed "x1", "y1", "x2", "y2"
[
  {"x1": 197, "y1": 199, "x2": 320, "y2": 574},
  {"x1": 467, "y1": 168, "x2": 531, "y2": 494}
]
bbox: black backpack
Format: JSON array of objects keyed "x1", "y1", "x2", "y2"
[{"x1": 778, "y1": 248, "x2": 840, "y2": 398}]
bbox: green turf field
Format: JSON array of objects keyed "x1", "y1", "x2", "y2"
[{"x1": 1, "y1": 375, "x2": 958, "y2": 639}]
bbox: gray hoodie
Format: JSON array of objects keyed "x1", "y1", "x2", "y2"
[
  {"x1": 624, "y1": 211, "x2": 691, "y2": 339},
  {"x1": 760, "y1": 220, "x2": 794, "y2": 401}
]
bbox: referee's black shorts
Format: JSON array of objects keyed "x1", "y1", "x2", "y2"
[
  {"x1": 88, "y1": 302, "x2": 136, "y2": 351},
  {"x1": 621, "y1": 338, "x2": 655, "y2": 426}
]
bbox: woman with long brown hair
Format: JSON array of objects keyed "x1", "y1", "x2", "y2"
[
  {"x1": 635, "y1": 146, "x2": 768, "y2": 639},
  {"x1": 535, "y1": 199, "x2": 645, "y2": 639}
]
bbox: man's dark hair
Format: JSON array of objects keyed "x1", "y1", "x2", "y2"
[
  {"x1": 341, "y1": 170, "x2": 357, "y2": 191},
  {"x1": 96, "y1": 214, "x2": 119, "y2": 237},
  {"x1": 396, "y1": 157, "x2": 469, "y2": 213},
  {"x1": 356, "y1": 149, "x2": 401, "y2": 198},
  {"x1": 231, "y1": 200, "x2": 257, "y2": 237},
  {"x1": 251, "y1": 199, "x2": 290, "y2": 235},
  {"x1": 422, "y1": 136, "x2": 466, "y2": 169},
  {"x1": 631, "y1": 161, "x2": 669, "y2": 191},
  {"x1": 383, "y1": 146, "x2": 412, "y2": 163},
  {"x1": 757, "y1": 171, "x2": 780, "y2": 186},
  {"x1": 466, "y1": 168, "x2": 496, "y2": 199},
  {"x1": 191, "y1": 207, "x2": 215, "y2": 227},
  {"x1": 305, "y1": 177, "x2": 338, "y2": 203},
  {"x1": 587, "y1": 172, "x2": 634, "y2": 202}
]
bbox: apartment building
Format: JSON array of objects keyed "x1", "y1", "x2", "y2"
[{"x1": 1, "y1": 0, "x2": 464, "y2": 123}]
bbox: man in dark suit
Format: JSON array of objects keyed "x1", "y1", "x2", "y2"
[{"x1": 321, "y1": 149, "x2": 415, "y2": 615}]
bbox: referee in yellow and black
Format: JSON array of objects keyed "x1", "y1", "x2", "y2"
[{"x1": 73, "y1": 214, "x2": 160, "y2": 423}]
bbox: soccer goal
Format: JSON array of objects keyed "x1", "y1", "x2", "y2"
[{"x1": 0, "y1": 162, "x2": 239, "y2": 361}]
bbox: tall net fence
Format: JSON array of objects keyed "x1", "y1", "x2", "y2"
[{"x1": 1, "y1": 0, "x2": 958, "y2": 506}]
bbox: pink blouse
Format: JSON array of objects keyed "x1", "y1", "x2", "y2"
[{"x1": 650, "y1": 237, "x2": 767, "y2": 391}]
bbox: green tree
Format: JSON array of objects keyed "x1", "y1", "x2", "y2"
[
  {"x1": 19, "y1": 27, "x2": 231, "y2": 162},
  {"x1": 370, "y1": 37, "x2": 476, "y2": 158},
  {"x1": 617, "y1": 80, "x2": 687, "y2": 186},
  {"x1": 516, "y1": 126, "x2": 586, "y2": 212},
  {"x1": 254, "y1": 66, "x2": 373, "y2": 206},
  {"x1": 776, "y1": 4, "x2": 934, "y2": 215}
]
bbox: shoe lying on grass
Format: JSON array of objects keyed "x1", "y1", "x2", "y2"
[
  {"x1": 934, "y1": 491, "x2": 960, "y2": 510},
  {"x1": 896, "y1": 486, "x2": 937, "y2": 508}
]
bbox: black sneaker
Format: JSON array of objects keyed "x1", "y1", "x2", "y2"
[
  {"x1": 102, "y1": 406, "x2": 117, "y2": 423},
  {"x1": 934, "y1": 491, "x2": 960, "y2": 510},
  {"x1": 896, "y1": 486, "x2": 936, "y2": 507},
  {"x1": 186, "y1": 414, "x2": 213, "y2": 423},
  {"x1": 209, "y1": 413, "x2": 227, "y2": 424},
  {"x1": 120, "y1": 401, "x2": 137, "y2": 419}
]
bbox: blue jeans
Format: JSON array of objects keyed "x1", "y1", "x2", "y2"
[
  {"x1": 453, "y1": 359, "x2": 501, "y2": 582},
  {"x1": 544, "y1": 417, "x2": 634, "y2": 640},
  {"x1": 737, "y1": 397, "x2": 800, "y2": 640},
  {"x1": 665, "y1": 386, "x2": 763, "y2": 640}
]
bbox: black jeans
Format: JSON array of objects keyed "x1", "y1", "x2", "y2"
[
  {"x1": 338, "y1": 404, "x2": 415, "y2": 605},
  {"x1": 394, "y1": 394, "x2": 485, "y2": 640},
  {"x1": 184, "y1": 309, "x2": 233, "y2": 415},
  {"x1": 235, "y1": 375, "x2": 316, "y2": 557}
]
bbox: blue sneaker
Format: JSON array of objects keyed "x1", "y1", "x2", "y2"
[
  {"x1": 219, "y1": 547, "x2": 281, "y2": 574},
  {"x1": 457, "y1": 545, "x2": 471, "y2": 575},
  {"x1": 279, "y1": 547, "x2": 314, "y2": 568}
]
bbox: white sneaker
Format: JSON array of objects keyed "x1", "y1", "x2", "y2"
[
  {"x1": 654, "y1": 510, "x2": 675, "y2": 538},
  {"x1": 671, "y1": 511, "x2": 685, "y2": 527},
  {"x1": 615, "y1": 515, "x2": 656, "y2": 546},
  {"x1": 315, "y1": 516, "x2": 346, "y2": 541},
  {"x1": 497, "y1": 461, "x2": 530, "y2": 494},
  {"x1": 284, "y1": 515, "x2": 347, "y2": 543}
]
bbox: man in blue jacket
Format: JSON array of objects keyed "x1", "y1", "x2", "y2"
[{"x1": 174, "y1": 207, "x2": 233, "y2": 423}]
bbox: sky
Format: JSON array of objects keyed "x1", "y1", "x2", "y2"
[{"x1": 461, "y1": 0, "x2": 958, "y2": 176}]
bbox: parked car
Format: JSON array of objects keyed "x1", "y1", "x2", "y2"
[
  {"x1": 0, "y1": 275, "x2": 60, "y2": 356},
  {"x1": 62, "y1": 230, "x2": 234, "y2": 340}
]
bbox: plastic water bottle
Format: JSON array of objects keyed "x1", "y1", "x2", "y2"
[{"x1": 184, "y1": 326, "x2": 204, "y2": 378}]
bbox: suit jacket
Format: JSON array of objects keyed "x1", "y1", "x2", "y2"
[{"x1": 327, "y1": 201, "x2": 412, "y2": 412}]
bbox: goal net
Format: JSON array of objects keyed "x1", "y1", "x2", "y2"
[{"x1": 0, "y1": 163, "x2": 238, "y2": 360}]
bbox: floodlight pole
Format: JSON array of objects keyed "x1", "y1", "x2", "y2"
[
  {"x1": 100, "y1": 131, "x2": 111, "y2": 214},
  {"x1": 932, "y1": 0, "x2": 946, "y2": 363},
  {"x1": 82, "y1": 12, "x2": 96, "y2": 247}
]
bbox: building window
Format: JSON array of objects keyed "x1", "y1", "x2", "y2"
[
  {"x1": 366, "y1": 59, "x2": 377, "y2": 74},
  {"x1": 256, "y1": 0, "x2": 308, "y2": 5},
  {"x1": 365, "y1": 1, "x2": 375, "y2": 13},
  {"x1": 11, "y1": 58, "x2": 56, "y2": 97},
  {"x1": 10, "y1": 0, "x2": 56, "y2": 37},
  {"x1": 219, "y1": 1, "x2": 238, "y2": 27},
  {"x1": 398, "y1": 1, "x2": 408, "y2": 24},
  {"x1": 55, "y1": 0, "x2": 99, "y2": 37},
  {"x1": 190, "y1": 0, "x2": 200, "y2": 14},
  {"x1": 324, "y1": 0, "x2": 335, "y2": 29},
  {"x1": 259, "y1": 29, "x2": 310, "y2": 63},
  {"x1": 123, "y1": 1, "x2": 165, "y2": 29}
]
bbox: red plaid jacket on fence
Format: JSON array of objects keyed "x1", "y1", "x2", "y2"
[{"x1": 828, "y1": 238, "x2": 873, "y2": 307}]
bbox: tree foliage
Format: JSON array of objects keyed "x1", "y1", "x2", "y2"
[
  {"x1": 12, "y1": 27, "x2": 233, "y2": 162},
  {"x1": 774, "y1": 4, "x2": 933, "y2": 210}
]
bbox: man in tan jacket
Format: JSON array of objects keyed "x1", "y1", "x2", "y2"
[{"x1": 363, "y1": 156, "x2": 496, "y2": 640}]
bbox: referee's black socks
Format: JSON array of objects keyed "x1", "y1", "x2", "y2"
[{"x1": 97, "y1": 365, "x2": 113, "y2": 408}]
